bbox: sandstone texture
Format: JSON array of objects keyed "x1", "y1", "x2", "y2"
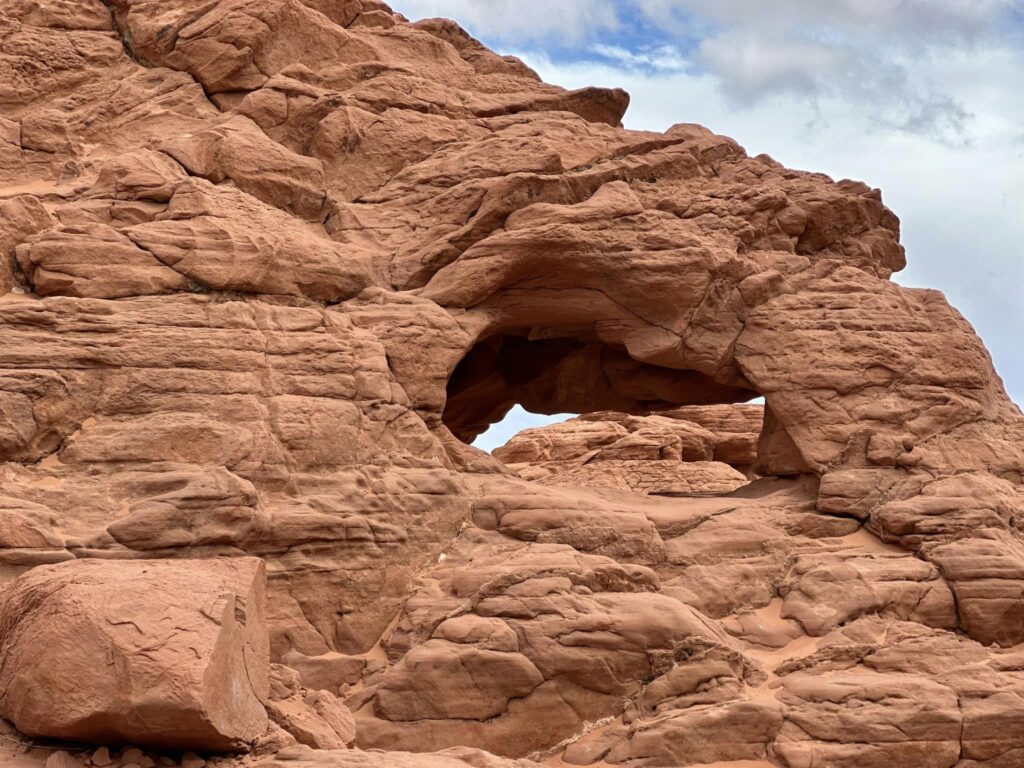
[
  {"x1": 1, "y1": 0, "x2": 1024, "y2": 766},
  {"x1": 255, "y1": 745, "x2": 541, "y2": 768},
  {"x1": 494, "y1": 407, "x2": 757, "y2": 496},
  {"x1": 0, "y1": 558, "x2": 269, "y2": 750}
]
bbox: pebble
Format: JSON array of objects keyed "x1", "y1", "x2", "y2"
[
  {"x1": 120, "y1": 748, "x2": 144, "y2": 766},
  {"x1": 45, "y1": 751, "x2": 83, "y2": 768},
  {"x1": 91, "y1": 747, "x2": 112, "y2": 767}
]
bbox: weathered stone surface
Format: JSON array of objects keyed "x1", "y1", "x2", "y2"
[
  {"x1": 493, "y1": 410, "x2": 752, "y2": 496},
  {"x1": 1, "y1": 195, "x2": 55, "y2": 295},
  {"x1": 160, "y1": 115, "x2": 328, "y2": 220},
  {"x1": 266, "y1": 690, "x2": 355, "y2": 750},
  {"x1": 775, "y1": 671, "x2": 962, "y2": 768},
  {"x1": 1, "y1": 0, "x2": 1023, "y2": 764},
  {"x1": 606, "y1": 700, "x2": 784, "y2": 765},
  {"x1": 0, "y1": 558, "x2": 269, "y2": 750},
  {"x1": 17, "y1": 223, "x2": 190, "y2": 298},
  {"x1": 356, "y1": 529, "x2": 759, "y2": 756},
  {"x1": 254, "y1": 745, "x2": 540, "y2": 768},
  {"x1": 780, "y1": 552, "x2": 958, "y2": 635},
  {"x1": 122, "y1": 179, "x2": 376, "y2": 300},
  {"x1": 663, "y1": 404, "x2": 765, "y2": 467},
  {"x1": 923, "y1": 529, "x2": 1024, "y2": 647}
]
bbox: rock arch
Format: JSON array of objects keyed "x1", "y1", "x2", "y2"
[{"x1": 0, "y1": 0, "x2": 1023, "y2": 763}]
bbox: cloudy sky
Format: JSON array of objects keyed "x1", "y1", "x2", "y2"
[{"x1": 391, "y1": 0, "x2": 1024, "y2": 451}]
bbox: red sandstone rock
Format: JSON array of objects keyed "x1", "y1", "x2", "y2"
[
  {"x1": 266, "y1": 691, "x2": 355, "y2": 750},
  {"x1": 0, "y1": 195, "x2": 54, "y2": 294},
  {"x1": 0, "y1": 558, "x2": 269, "y2": 750},
  {"x1": 254, "y1": 745, "x2": 540, "y2": 767},
  {"x1": 493, "y1": 410, "x2": 753, "y2": 496},
  {"x1": 1, "y1": 0, "x2": 1023, "y2": 765}
]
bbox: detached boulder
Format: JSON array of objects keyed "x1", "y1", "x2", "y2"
[{"x1": 0, "y1": 557, "x2": 270, "y2": 750}]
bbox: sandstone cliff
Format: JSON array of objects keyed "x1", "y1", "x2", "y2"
[{"x1": 2, "y1": 1, "x2": 1024, "y2": 767}]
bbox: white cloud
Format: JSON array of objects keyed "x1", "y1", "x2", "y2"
[
  {"x1": 694, "y1": 32, "x2": 838, "y2": 97},
  {"x1": 394, "y1": 0, "x2": 1022, "y2": 145},
  {"x1": 389, "y1": 0, "x2": 619, "y2": 43},
  {"x1": 591, "y1": 43, "x2": 691, "y2": 72},
  {"x1": 669, "y1": 0, "x2": 1019, "y2": 144},
  {"x1": 692, "y1": 31, "x2": 977, "y2": 144},
  {"x1": 635, "y1": 0, "x2": 1016, "y2": 42}
]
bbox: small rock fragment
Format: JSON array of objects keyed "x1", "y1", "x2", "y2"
[{"x1": 45, "y1": 752, "x2": 83, "y2": 768}]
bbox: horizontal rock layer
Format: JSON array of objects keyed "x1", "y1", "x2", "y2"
[{"x1": 1, "y1": 0, "x2": 1023, "y2": 765}]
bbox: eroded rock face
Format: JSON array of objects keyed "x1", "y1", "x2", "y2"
[
  {"x1": 493, "y1": 408, "x2": 756, "y2": 496},
  {"x1": 0, "y1": 558, "x2": 269, "y2": 750},
  {"x1": 1, "y1": 0, "x2": 1024, "y2": 765},
  {"x1": 255, "y1": 745, "x2": 542, "y2": 768}
]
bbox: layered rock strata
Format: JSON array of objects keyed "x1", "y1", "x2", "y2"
[
  {"x1": 493, "y1": 406, "x2": 759, "y2": 495},
  {"x1": 1, "y1": 0, "x2": 1023, "y2": 766}
]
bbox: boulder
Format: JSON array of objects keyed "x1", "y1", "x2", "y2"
[{"x1": 0, "y1": 558, "x2": 269, "y2": 750}]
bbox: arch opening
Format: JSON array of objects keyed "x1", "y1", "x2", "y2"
[
  {"x1": 442, "y1": 329, "x2": 762, "y2": 447},
  {"x1": 440, "y1": 329, "x2": 782, "y2": 498}
]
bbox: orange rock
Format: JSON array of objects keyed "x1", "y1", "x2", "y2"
[
  {"x1": 0, "y1": 558, "x2": 269, "y2": 750},
  {"x1": 1, "y1": 0, "x2": 1023, "y2": 763}
]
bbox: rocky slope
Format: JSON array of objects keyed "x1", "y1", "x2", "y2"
[{"x1": 2, "y1": 1, "x2": 1024, "y2": 767}]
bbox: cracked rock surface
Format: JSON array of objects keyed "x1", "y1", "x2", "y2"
[{"x1": 2, "y1": 0, "x2": 1024, "y2": 766}]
